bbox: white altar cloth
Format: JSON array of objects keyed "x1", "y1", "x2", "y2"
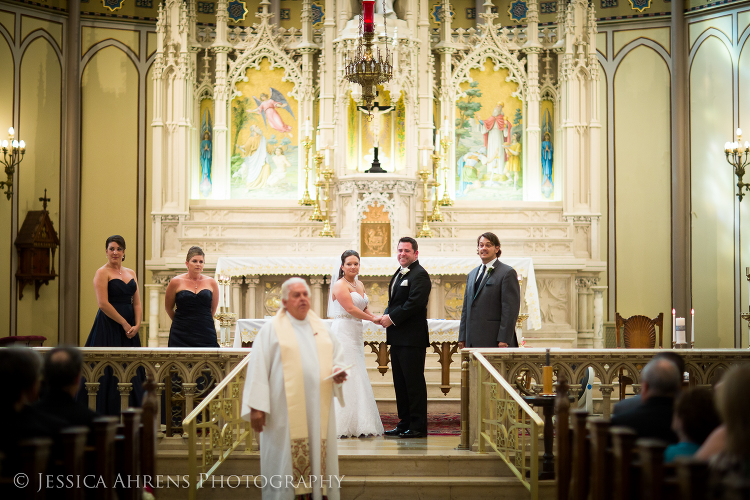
[
  {"x1": 216, "y1": 256, "x2": 541, "y2": 329},
  {"x1": 233, "y1": 318, "x2": 460, "y2": 348}
]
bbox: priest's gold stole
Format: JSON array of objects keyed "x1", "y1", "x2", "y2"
[{"x1": 360, "y1": 203, "x2": 391, "y2": 257}]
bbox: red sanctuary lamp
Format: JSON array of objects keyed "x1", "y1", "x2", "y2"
[{"x1": 362, "y1": 0, "x2": 375, "y2": 33}]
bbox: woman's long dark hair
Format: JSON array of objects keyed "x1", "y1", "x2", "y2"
[{"x1": 338, "y1": 250, "x2": 360, "y2": 280}]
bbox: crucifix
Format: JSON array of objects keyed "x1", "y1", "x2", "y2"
[
  {"x1": 39, "y1": 188, "x2": 50, "y2": 212},
  {"x1": 357, "y1": 93, "x2": 394, "y2": 173}
]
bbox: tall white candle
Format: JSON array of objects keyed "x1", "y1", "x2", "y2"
[
  {"x1": 423, "y1": 149, "x2": 429, "y2": 168},
  {"x1": 316, "y1": 129, "x2": 321, "y2": 150},
  {"x1": 672, "y1": 308, "x2": 676, "y2": 344},
  {"x1": 435, "y1": 131, "x2": 441, "y2": 151},
  {"x1": 676, "y1": 318, "x2": 686, "y2": 344},
  {"x1": 324, "y1": 148, "x2": 330, "y2": 167},
  {"x1": 691, "y1": 308, "x2": 695, "y2": 344},
  {"x1": 305, "y1": 120, "x2": 311, "y2": 138}
]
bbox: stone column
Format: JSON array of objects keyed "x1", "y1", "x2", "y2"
[
  {"x1": 182, "y1": 383, "x2": 198, "y2": 419},
  {"x1": 576, "y1": 278, "x2": 595, "y2": 347},
  {"x1": 85, "y1": 382, "x2": 99, "y2": 411},
  {"x1": 245, "y1": 275, "x2": 259, "y2": 318},
  {"x1": 591, "y1": 285, "x2": 607, "y2": 349},
  {"x1": 118, "y1": 383, "x2": 133, "y2": 415},
  {"x1": 60, "y1": 0, "x2": 82, "y2": 343},
  {"x1": 231, "y1": 277, "x2": 242, "y2": 316},
  {"x1": 599, "y1": 384, "x2": 614, "y2": 418},
  {"x1": 310, "y1": 277, "x2": 325, "y2": 317},
  {"x1": 212, "y1": 0, "x2": 231, "y2": 198},
  {"x1": 145, "y1": 283, "x2": 162, "y2": 347},
  {"x1": 523, "y1": 0, "x2": 543, "y2": 200},
  {"x1": 155, "y1": 383, "x2": 166, "y2": 437},
  {"x1": 429, "y1": 277, "x2": 442, "y2": 319}
]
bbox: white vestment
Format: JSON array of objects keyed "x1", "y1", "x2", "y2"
[{"x1": 241, "y1": 314, "x2": 346, "y2": 500}]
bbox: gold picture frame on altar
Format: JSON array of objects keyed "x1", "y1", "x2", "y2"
[{"x1": 361, "y1": 203, "x2": 391, "y2": 257}]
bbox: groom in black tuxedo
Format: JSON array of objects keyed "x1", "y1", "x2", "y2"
[{"x1": 379, "y1": 236, "x2": 431, "y2": 438}]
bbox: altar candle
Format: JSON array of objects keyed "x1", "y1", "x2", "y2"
[
  {"x1": 676, "y1": 317, "x2": 686, "y2": 344},
  {"x1": 691, "y1": 308, "x2": 695, "y2": 344},
  {"x1": 672, "y1": 308, "x2": 676, "y2": 344},
  {"x1": 444, "y1": 118, "x2": 450, "y2": 132},
  {"x1": 435, "y1": 130, "x2": 441, "y2": 151},
  {"x1": 304, "y1": 119, "x2": 311, "y2": 138},
  {"x1": 316, "y1": 129, "x2": 321, "y2": 150},
  {"x1": 324, "y1": 147, "x2": 330, "y2": 166},
  {"x1": 422, "y1": 149, "x2": 429, "y2": 168},
  {"x1": 542, "y1": 366, "x2": 553, "y2": 395}
]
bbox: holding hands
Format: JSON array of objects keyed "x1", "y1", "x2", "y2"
[{"x1": 371, "y1": 314, "x2": 392, "y2": 327}]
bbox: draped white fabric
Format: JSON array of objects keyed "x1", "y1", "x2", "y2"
[
  {"x1": 216, "y1": 256, "x2": 541, "y2": 329},
  {"x1": 234, "y1": 318, "x2": 460, "y2": 348}
]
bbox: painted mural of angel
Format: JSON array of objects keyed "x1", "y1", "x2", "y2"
[
  {"x1": 199, "y1": 109, "x2": 213, "y2": 198},
  {"x1": 248, "y1": 88, "x2": 295, "y2": 136}
]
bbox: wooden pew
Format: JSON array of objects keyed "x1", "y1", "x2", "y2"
[
  {"x1": 19, "y1": 437, "x2": 52, "y2": 500},
  {"x1": 59, "y1": 427, "x2": 88, "y2": 500},
  {"x1": 555, "y1": 376, "x2": 572, "y2": 500},
  {"x1": 588, "y1": 417, "x2": 612, "y2": 500},
  {"x1": 674, "y1": 457, "x2": 709, "y2": 500},
  {"x1": 569, "y1": 409, "x2": 590, "y2": 500},
  {"x1": 610, "y1": 426, "x2": 637, "y2": 500}
]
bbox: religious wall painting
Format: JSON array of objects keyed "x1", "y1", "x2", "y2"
[
  {"x1": 360, "y1": 203, "x2": 391, "y2": 257},
  {"x1": 230, "y1": 59, "x2": 298, "y2": 199},
  {"x1": 199, "y1": 99, "x2": 214, "y2": 198},
  {"x1": 454, "y1": 59, "x2": 524, "y2": 201},
  {"x1": 395, "y1": 95, "x2": 406, "y2": 168},
  {"x1": 540, "y1": 101, "x2": 554, "y2": 199},
  {"x1": 346, "y1": 95, "x2": 359, "y2": 170}
]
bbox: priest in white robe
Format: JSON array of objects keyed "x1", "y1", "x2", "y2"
[{"x1": 241, "y1": 277, "x2": 347, "y2": 500}]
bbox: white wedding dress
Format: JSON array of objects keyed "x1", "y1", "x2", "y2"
[{"x1": 329, "y1": 292, "x2": 384, "y2": 437}]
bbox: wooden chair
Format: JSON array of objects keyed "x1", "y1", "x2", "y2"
[{"x1": 615, "y1": 312, "x2": 664, "y2": 399}]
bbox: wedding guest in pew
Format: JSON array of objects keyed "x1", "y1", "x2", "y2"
[
  {"x1": 664, "y1": 387, "x2": 721, "y2": 463},
  {"x1": 612, "y1": 351, "x2": 685, "y2": 416},
  {"x1": 37, "y1": 346, "x2": 99, "y2": 431},
  {"x1": 708, "y1": 365, "x2": 750, "y2": 496},
  {"x1": 610, "y1": 356, "x2": 681, "y2": 443},
  {"x1": 0, "y1": 347, "x2": 66, "y2": 476}
]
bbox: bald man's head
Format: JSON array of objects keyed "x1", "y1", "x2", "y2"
[{"x1": 44, "y1": 346, "x2": 83, "y2": 395}]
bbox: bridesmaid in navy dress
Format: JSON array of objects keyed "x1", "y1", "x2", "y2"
[
  {"x1": 83, "y1": 235, "x2": 144, "y2": 415},
  {"x1": 165, "y1": 246, "x2": 220, "y2": 347}
]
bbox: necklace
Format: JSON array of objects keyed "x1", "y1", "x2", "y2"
[
  {"x1": 343, "y1": 277, "x2": 357, "y2": 289},
  {"x1": 189, "y1": 275, "x2": 200, "y2": 291},
  {"x1": 110, "y1": 264, "x2": 122, "y2": 276}
]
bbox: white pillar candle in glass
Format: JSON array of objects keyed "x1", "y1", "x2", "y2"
[
  {"x1": 676, "y1": 317, "x2": 686, "y2": 344},
  {"x1": 672, "y1": 308, "x2": 676, "y2": 343}
]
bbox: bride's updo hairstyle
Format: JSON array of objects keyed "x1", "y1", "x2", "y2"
[
  {"x1": 338, "y1": 250, "x2": 360, "y2": 280},
  {"x1": 186, "y1": 246, "x2": 205, "y2": 262}
]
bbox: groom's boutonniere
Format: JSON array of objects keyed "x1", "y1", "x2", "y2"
[
  {"x1": 400, "y1": 268, "x2": 410, "y2": 276},
  {"x1": 486, "y1": 264, "x2": 495, "y2": 277}
]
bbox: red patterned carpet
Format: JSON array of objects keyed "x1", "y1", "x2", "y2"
[{"x1": 379, "y1": 413, "x2": 461, "y2": 436}]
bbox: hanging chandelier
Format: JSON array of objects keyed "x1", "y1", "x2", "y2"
[{"x1": 344, "y1": 0, "x2": 393, "y2": 113}]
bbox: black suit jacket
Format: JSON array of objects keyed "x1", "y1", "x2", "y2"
[
  {"x1": 36, "y1": 390, "x2": 99, "y2": 430},
  {"x1": 458, "y1": 258, "x2": 521, "y2": 347},
  {"x1": 385, "y1": 260, "x2": 431, "y2": 347},
  {"x1": 610, "y1": 396, "x2": 677, "y2": 444}
]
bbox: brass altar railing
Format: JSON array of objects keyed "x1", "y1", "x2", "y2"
[
  {"x1": 183, "y1": 354, "x2": 255, "y2": 500},
  {"x1": 35, "y1": 347, "x2": 250, "y2": 436},
  {"x1": 474, "y1": 352, "x2": 543, "y2": 500}
]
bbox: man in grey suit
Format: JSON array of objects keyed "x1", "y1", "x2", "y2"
[{"x1": 458, "y1": 232, "x2": 521, "y2": 348}]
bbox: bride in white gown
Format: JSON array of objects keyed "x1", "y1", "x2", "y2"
[{"x1": 328, "y1": 250, "x2": 385, "y2": 437}]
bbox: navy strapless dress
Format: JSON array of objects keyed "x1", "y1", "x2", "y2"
[
  {"x1": 168, "y1": 289, "x2": 219, "y2": 347},
  {"x1": 81, "y1": 279, "x2": 144, "y2": 415}
]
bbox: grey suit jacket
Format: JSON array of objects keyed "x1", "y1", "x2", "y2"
[{"x1": 458, "y1": 258, "x2": 521, "y2": 347}]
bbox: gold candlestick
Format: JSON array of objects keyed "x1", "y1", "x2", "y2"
[
  {"x1": 319, "y1": 168, "x2": 335, "y2": 237},
  {"x1": 416, "y1": 167, "x2": 433, "y2": 238},
  {"x1": 299, "y1": 136, "x2": 314, "y2": 206},
  {"x1": 310, "y1": 151, "x2": 325, "y2": 221},
  {"x1": 429, "y1": 152, "x2": 443, "y2": 222},
  {"x1": 439, "y1": 135, "x2": 453, "y2": 206}
]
